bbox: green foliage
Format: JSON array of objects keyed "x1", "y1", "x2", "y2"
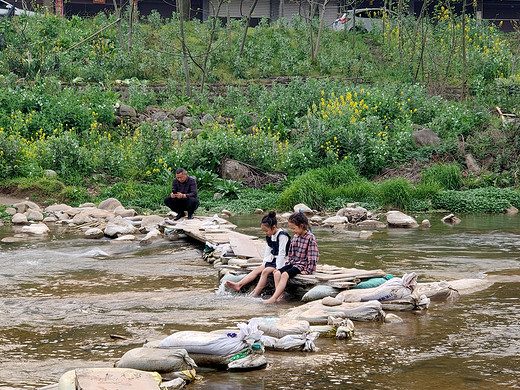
[
  {"x1": 432, "y1": 187, "x2": 520, "y2": 213},
  {"x1": 214, "y1": 179, "x2": 242, "y2": 199},
  {"x1": 191, "y1": 168, "x2": 219, "y2": 190},
  {"x1": 376, "y1": 178, "x2": 414, "y2": 210},
  {"x1": 99, "y1": 181, "x2": 168, "y2": 211},
  {"x1": 279, "y1": 162, "x2": 362, "y2": 210},
  {"x1": 200, "y1": 188, "x2": 280, "y2": 214},
  {"x1": 420, "y1": 163, "x2": 464, "y2": 190}
]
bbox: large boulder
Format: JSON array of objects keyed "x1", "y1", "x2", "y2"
[
  {"x1": 412, "y1": 128, "x2": 441, "y2": 147},
  {"x1": 114, "y1": 206, "x2": 136, "y2": 217},
  {"x1": 21, "y1": 223, "x2": 50, "y2": 235},
  {"x1": 322, "y1": 216, "x2": 349, "y2": 226},
  {"x1": 141, "y1": 215, "x2": 165, "y2": 232},
  {"x1": 357, "y1": 220, "x2": 386, "y2": 229},
  {"x1": 293, "y1": 203, "x2": 312, "y2": 214},
  {"x1": 173, "y1": 105, "x2": 189, "y2": 119},
  {"x1": 104, "y1": 216, "x2": 137, "y2": 237},
  {"x1": 98, "y1": 198, "x2": 123, "y2": 211},
  {"x1": 386, "y1": 211, "x2": 419, "y2": 228},
  {"x1": 12, "y1": 213, "x2": 29, "y2": 224},
  {"x1": 25, "y1": 209, "x2": 44, "y2": 221},
  {"x1": 220, "y1": 159, "x2": 250, "y2": 181},
  {"x1": 85, "y1": 228, "x2": 105, "y2": 239},
  {"x1": 336, "y1": 206, "x2": 368, "y2": 223}
]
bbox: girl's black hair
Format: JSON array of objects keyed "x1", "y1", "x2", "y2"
[
  {"x1": 261, "y1": 210, "x2": 278, "y2": 228},
  {"x1": 288, "y1": 212, "x2": 310, "y2": 230}
]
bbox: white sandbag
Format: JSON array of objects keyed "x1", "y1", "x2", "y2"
[
  {"x1": 58, "y1": 368, "x2": 162, "y2": 390},
  {"x1": 301, "y1": 285, "x2": 342, "y2": 302},
  {"x1": 360, "y1": 272, "x2": 417, "y2": 302},
  {"x1": 338, "y1": 280, "x2": 460, "y2": 303},
  {"x1": 252, "y1": 316, "x2": 311, "y2": 338},
  {"x1": 284, "y1": 300, "x2": 385, "y2": 324},
  {"x1": 448, "y1": 278, "x2": 495, "y2": 295},
  {"x1": 380, "y1": 294, "x2": 430, "y2": 311},
  {"x1": 227, "y1": 353, "x2": 267, "y2": 371},
  {"x1": 116, "y1": 347, "x2": 196, "y2": 372},
  {"x1": 158, "y1": 319, "x2": 263, "y2": 357},
  {"x1": 261, "y1": 331, "x2": 319, "y2": 352},
  {"x1": 414, "y1": 281, "x2": 460, "y2": 301}
]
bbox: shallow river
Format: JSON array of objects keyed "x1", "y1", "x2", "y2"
[{"x1": 1, "y1": 213, "x2": 519, "y2": 389}]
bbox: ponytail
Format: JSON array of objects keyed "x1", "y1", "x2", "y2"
[{"x1": 261, "y1": 210, "x2": 278, "y2": 229}]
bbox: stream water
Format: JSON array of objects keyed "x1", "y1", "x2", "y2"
[{"x1": 0, "y1": 213, "x2": 519, "y2": 389}]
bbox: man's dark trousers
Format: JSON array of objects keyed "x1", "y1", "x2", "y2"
[{"x1": 164, "y1": 196, "x2": 200, "y2": 217}]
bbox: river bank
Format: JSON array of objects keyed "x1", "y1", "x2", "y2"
[{"x1": 1, "y1": 209, "x2": 520, "y2": 389}]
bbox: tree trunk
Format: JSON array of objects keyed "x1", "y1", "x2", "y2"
[
  {"x1": 239, "y1": 0, "x2": 259, "y2": 57},
  {"x1": 112, "y1": 0, "x2": 126, "y2": 51},
  {"x1": 201, "y1": 0, "x2": 225, "y2": 92},
  {"x1": 178, "y1": 0, "x2": 192, "y2": 97},
  {"x1": 461, "y1": 0, "x2": 467, "y2": 100}
]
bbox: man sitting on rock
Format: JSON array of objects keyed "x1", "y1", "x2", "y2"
[{"x1": 164, "y1": 168, "x2": 199, "y2": 220}]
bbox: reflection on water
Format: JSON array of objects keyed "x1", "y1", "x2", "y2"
[{"x1": 0, "y1": 213, "x2": 519, "y2": 389}]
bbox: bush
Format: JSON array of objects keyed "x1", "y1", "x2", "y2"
[
  {"x1": 376, "y1": 177, "x2": 414, "y2": 210},
  {"x1": 278, "y1": 162, "x2": 362, "y2": 210},
  {"x1": 432, "y1": 187, "x2": 520, "y2": 213},
  {"x1": 420, "y1": 163, "x2": 464, "y2": 190}
]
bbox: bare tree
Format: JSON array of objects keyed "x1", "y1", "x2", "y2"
[
  {"x1": 178, "y1": 0, "x2": 192, "y2": 96},
  {"x1": 239, "y1": 0, "x2": 260, "y2": 57}
]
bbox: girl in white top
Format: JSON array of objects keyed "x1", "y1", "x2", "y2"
[{"x1": 226, "y1": 211, "x2": 290, "y2": 296}]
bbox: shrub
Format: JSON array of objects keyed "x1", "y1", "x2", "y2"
[
  {"x1": 420, "y1": 163, "x2": 464, "y2": 190},
  {"x1": 278, "y1": 162, "x2": 362, "y2": 210},
  {"x1": 376, "y1": 177, "x2": 414, "y2": 210},
  {"x1": 432, "y1": 187, "x2": 520, "y2": 213}
]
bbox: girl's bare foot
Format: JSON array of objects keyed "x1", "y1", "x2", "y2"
[
  {"x1": 263, "y1": 297, "x2": 277, "y2": 304},
  {"x1": 225, "y1": 281, "x2": 241, "y2": 292}
]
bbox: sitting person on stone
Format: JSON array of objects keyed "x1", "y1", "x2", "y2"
[
  {"x1": 264, "y1": 212, "x2": 319, "y2": 304},
  {"x1": 226, "y1": 211, "x2": 290, "y2": 296},
  {"x1": 164, "y1": 168, "x2": 199, "y2": 220}
]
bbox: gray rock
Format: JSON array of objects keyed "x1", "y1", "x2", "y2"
[
  {"x1": 0, "y1": 219, "x2": 3, "y2": 227},
  {"x1": 114, "y1": 206, "x2": 136, "y2": 217},
  {"x1": 183, "y1": 116, "x2": 199, "y2": 127},
  {"x1": 25, "y1": 209, "x2": 44, "y2": 221},
  {"x1": 72, "y1": 212, "x2": 94, "y2": 225},
  {"x1": 356, "y1": 220, "x2": 386, "y2": 229},
  {"x1": 12, "y1": 213, "x2": 29, "y2": 224},
  {"x1": 173, "y1": 105, "x2": 188, "y2": 119},
  {"x1": 104, "y1": 215, "x2": 137, "y2": 237},
  {"x1": 505, "y1": 206, "x2": 519, "y2": 215},
  {"x1": 98, "y1": 198, "x2": 123, "y2": 211},
  {"x1": 359, "y1": 230, "x2": 373, "y2": 239},
  {"x1": 2, "y1": 237, "x2": 26, "y2": 243},
  {"x1": 386, "y1": 210, "x2": 419, "y2": 228},
  {"x1": 85, "y1": 228, "x2": 104, "y2": 239},
  {"x1": 465, "y1": 153, "x2": 481, "y2": 172},
  {"x1": 336, "y1": 206, "x2": 368, "y2": 223},
  {"x1": 310, "y1": 215, "x2": 323, "y2": 223},
  {"x1": 141, "y1": 215, "x2": 165, "y2": 231},
  {"x1": 191, "y1": 129, "x2": 203, "y2": 137},
  {"x1": 412, "y1": 128, "x2": 441, "y2": 147},
  {"x1": 442, "y1": 213, "x2": 461, "y2": 224},
  {"x1": 322, "y1": 216, "x2": 349, "y2": 226},
  {"x1": 221, "y1": 209, "x2": 234, "y2": 217},
  {"x1": 254, "y1": 209, "x2": 264, "y2": 214},
  {"x1": 43, "y1": 216, "x2": 57, "y2": 223},
  {"x1": 45, "y1": 169, "x2": 57, "y2": 176},
  {"x1": 293, "y1": 203, "x2": 312, "y2": 214},
  {"x1": 200, "y1": 113, "x2": 214, "y2": 124},
  {"x1": 45, "y1": 203, "x2": 74, "y2": 214},
  {"x1": 139, "y1": 229, "x2": 161, "y2": 246},
  {"x1": 421, "y1": 219, "x2": 431, "y2": 228},
  {"x1": 13, "y1": 202, "x2": 27, "y2": 214},
  {"x1": 119, "y1": 104, "x2": 137, "y2": 119},
  {"x1": 322, "y1": 297, "x2": 342, "y2": 306},
  {"x1": 79, "y1": 202, "x2": 96, "y2": 208},
  {"x1": 213, "y1": 193, "x2": 223, "y2": 200},
  {"x1": 21, "y1": 223, "x2": 50, "y2": 235},
  {"x1": 114, "y1": 234, "x2": 136, "y2": 241},
  {"x1": 5, "y1": 207, "x2": 17, "y2": 215}
]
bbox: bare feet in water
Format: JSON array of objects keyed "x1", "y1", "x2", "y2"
[{"x1": 225, "y1": 280, "x2": 241, "y2": 292}]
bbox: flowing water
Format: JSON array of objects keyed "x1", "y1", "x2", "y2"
[{"x1": 1, "y1": 213, "x2": 519, "y2": 389}]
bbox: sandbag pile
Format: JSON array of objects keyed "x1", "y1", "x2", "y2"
[
  {"x1": 252, "y1": 316, "x2": 319, "y2": 352},
  {"x1": 156, "y1": 319, "x2": 267, "y2": 371}
]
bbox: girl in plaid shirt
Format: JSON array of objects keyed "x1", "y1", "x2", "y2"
[{"x1": 264, "y1": 212, "x2": 319, "y2": 304}]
